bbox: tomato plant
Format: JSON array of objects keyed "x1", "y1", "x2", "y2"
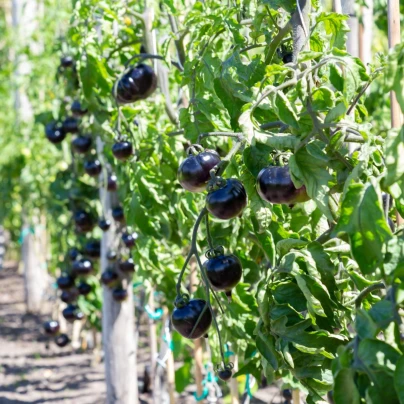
[{"x1": 1, "y1": 0, "x2": 404, "y2": 402}]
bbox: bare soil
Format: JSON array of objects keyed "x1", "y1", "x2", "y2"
[{"x1": 0, "y1": 265, "x2": 286, "y2": 404}]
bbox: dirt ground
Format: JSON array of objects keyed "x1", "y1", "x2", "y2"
[{"x1": 0, "y1": 265, "x2": 287, "y2": 404}]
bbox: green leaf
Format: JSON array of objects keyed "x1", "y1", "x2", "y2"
[
  {"x1": 276, "y1": 238, "x2": 308, "y2": 257},
  {"x1": 384, "y1": 127, "x2": 404, "y2": 197},
  {"x1": 262, "y1": 0, "x2": 296, "y2": 13},
  {"x1": 311, "y1": 87, "x2": 335, "y2": 111},
  {"x1": 256, "y1": 331, "x2": 279, "y2": 370},
  {"x1": 394, "y1": 355, "x2": 404, "y2": 404},
  {"x1": 317, "y1": 12, "x2": 350, "y2": 50},
  {"x1": 289, "y1": 142, "x2": 333, "y2": 220},
  {"x1": 334, "y1": 182, "x2": 392, "y2": 274},
  {"x1": 385, "y1": 43, "x2": 404, "y2": 113},
  {"x1": 333, "y1": 368, "x2": 360, "y2": 404},
  {"x1": 275, "y1": 92, "x2": 299, "y2": 128},
  {"x1": 175, "y1": 361, "x2": 192, "y2": 393}
]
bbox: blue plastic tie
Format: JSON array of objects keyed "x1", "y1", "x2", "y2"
[
  {"x1": 18, "y1": 227, "x2": 35, "y2": 245},
  {"x1": 144, "y1": 304, "x2": 163, "y2": 320},
  {"x1": 224, "y1": 343, "x2": 234, "y2": 358},
  {"x1": 245, "y1": 374, "x2": 253, "y2": 398},
  {"x1": 245, "y1": 350, "x2": 257, "y2": 398},
  {"x1": 194, "y1": 387, "x2": 209, "y2": 401}
]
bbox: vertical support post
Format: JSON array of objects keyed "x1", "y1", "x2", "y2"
[
  {"x1": 387, "y1": 0, "x2": 404, "y2": 226},
  {"x1": 229, "y1": 353, "x2": 239, "y2": 404},
  {"x1": 97, "y1": 138, "x2": 138, "y2": 404},
  {"x1": 359, "y1": 0, "x2": 373, "y2": 65},
  {"x1": 190, "y1": 261, "x2": 205, "y2": 402}
]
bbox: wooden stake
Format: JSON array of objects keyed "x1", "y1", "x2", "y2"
[
  {"x1": 190, "y1": 261, "x2": 205, "y2": 402},
  {"x1": 164, "y1": 310, "x2": 176, "y2": 404},
  {"x1": 148, "y1": 289, "x2": 158, "y2": 403},
  {"x1": 388, "y1": 0, "x2": 402, "y2": 129},
  {"x1": 292, "y1": 389, "x2": 300, "y2": 403},
  {"x1": 229, "y1": 354, "x2": 240, "y2": 404},
  {"x1": 388, "y1": 0, "x2": 404, "y2": 226}
]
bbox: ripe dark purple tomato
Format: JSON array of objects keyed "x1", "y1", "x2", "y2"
[
  {"x1": 72, "y1": 258, "x2": 93, "y2": 276},
  {"x1": 101, "y1": 269, "x2": 119, "y2": 287},
  {"x1": 77, "y1": 281, "x2": 92, "y2": 296},
  {"x1": 43, "y1": 320, "x2": 60, "y2": 336},
  {"x1": 112, "y1": 141, "x2": 133, "y2": 161},
  {"x1": 107, "y1": 174, "x2": 118, "y2": 191},
  {"x1": 122, "y1": 232, "x2": 138, "y2": 249},
  {"x1": 114, "y1": 64, "x2": 157, "y2": 104},
  {"x1": 62, "y1": 117, "x2": 79, "y2": 134},
  {"x1": 45, "y1": 122, "x2": 66, "y2": 144},
  {"x1": 67, "y1": 247, "x2": 80, "y2": 261},
  {"x1": 84, "y1": 159, "x2": 102, "y2": 177},
  {"x1": 55, "y1": 333, "x2": 70, "y2": 347},
  {"x1": 206, "y1": 179, "x2": 247, "y2": 220},
  {"x1": 60, "y1": 289, "x2": 78, "y2": 304},
  {"x1": 112, "y1": 287, "x2": 128, "y2": 302},
  {"x1": 57, "y1": 275, "x2": 75, "y2": 290},
  {"x1": 178, "y1": 148, "x2": 221, "y2": 192},
  {"x1": 204, "y1": 253, "x2": 242, "y2": 295},
  {"x1": 218, "y1": 368, "x2": 233, "y2": 381},
  {"x1": 71, "y1": 100, "x2": 87, "y2": 117},
  {"x1": 112, "y1": 206, "x2": 124, "y2": 222},
  {"x1": 107, "y1": 250, "x2": 117, "y2": 261},
  {"x1": 72, "y1": 135, "x2": 92, "y2": 154},
  {"x1": 60, "y1": 56, "x2": 74, "y2": 68},
  {"x1": 73, "y1": 210, "x2": 95, "y2": 233},
  {"x1": 84, "y1": 240, "x2": 101, "y2": 258},
  {"x1": 118, "y1": 258, "x2": 135, "y2": 273},
  {"x1": 98, "y1": 218, "x2": 111, "y2": 231},
  {"x1": 62, "y1": 305, "x2": 78, "y2": 322},
  {"x1": 256, "y1": 166, "x2": 309, "y2": 205},
  {"x1": 171, "y1": 298, "x2": 212, "y2": 339},
  {"x1": 282, "y1": 53, "x2": 293, "y2": 64}
]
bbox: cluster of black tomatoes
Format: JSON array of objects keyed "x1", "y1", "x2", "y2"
[{"x1": 171, "y1": 144, "x2": 310, "y2": 380}]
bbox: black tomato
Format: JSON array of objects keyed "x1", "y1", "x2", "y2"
[
  {"x1": 282, "y1": 53, "x2": 293, "y2": 64},
  {"x1": 118, "y1": 258, "x2": 135, "y2": 273},
  {"x1": 71, "y1": 100, "x2": 87, "y2": 117},
  {"x1": 84, "y1": 240, "x2": 101, "y2": 258},
  {"x1": 98, "y1": 218, "x2": 111, "y2": 231},
  {"x1": 114, "y1": 64, "x2": 157, "y2": 104},
  {"x1": 60, "y1": 56, "x2": 74, "y2": 68},
  {"x1": 112, "y1": 288, "x2": 128, "y2": 302},
  {"x1": 73, "y1": 210, "x2": 95, "y2": 233},
  {"x1": 122, "y1": 232, "x2": 138, "y2": 249},
  {"x1": 206, "y1": 178, "x2": 247, "y2": 220},
  {"x1": 112, "y1": 141, "x2": 133, "y2": 161},
  {"x1": 178, "y1": 147, "x2": 221, "y2": 192},
  {"x1": 72, "y1": 258, "x2": 93, "y2": 276},
  {"x1": 107, "y1": 174, "x2": 118, "y2": 191},
  {"x1": 43, "y1": 320, "x2": 60, "y2": 336},
  {"x1": 256, "y1": 165, "x2": 309, "y2": 205},
  {"x1": 77, "y1": 281, "x2": 92, "y2": 296},
  {"x1": 204, "y1": 252, "x2": 242, "y2": 295},
  {"x1": 112, "y1": 206, "x2": 125, "y2": 222},
  {"x1": 84, "y1": 159, "x2": 102, "y2": 177},
  {"x1": 218, "y1": 369, "x2": 233, "y2": 381},
  {"x1": 67, "y1": 247, "x2": 80, "y2": 261},
  {"x1": 107, "y1": 250, "x2": 117, "y2": 261},
  {"x1": 60, "y1": 289, "x2": 78, "y2": 304},
  {"x1": 62, "y1": 117, "x2": 79, "y2": 134},
  {"x1": 45, "y1": 122, "x2": 66, "y2": 144},
  {"x1": 62, "y1": 305, "x2": 78, "y2": 322},
  {"x1": 101, "y1": 269, "x2": 119, "y2": 287},
  {"x1": 171, "y1": 298, "x2": 212, "y2": 339},
  {"x1": 57, "y1": 275, "x2": 75, "y2": 290},
  {"x1": 55, "y1": 333, "x2": 70, "y2": 347},
  {"x1": 72, "y1": 135, "x2": 92, "y2": 154}
]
